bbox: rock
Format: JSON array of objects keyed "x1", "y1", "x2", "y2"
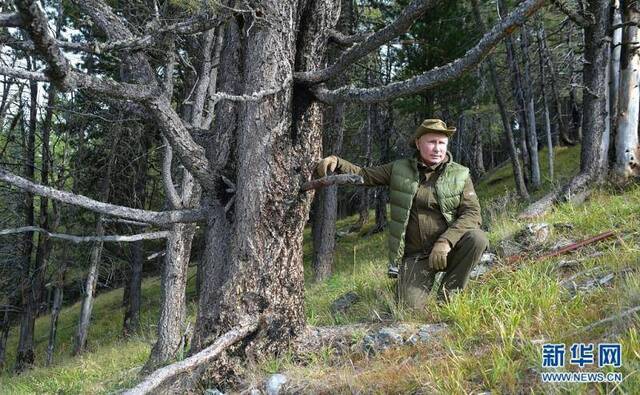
[
  {"x1": 496, "y1": 239, "x2": 524, "y2": 258},
  {"x1": 330, "y1": 291, "x2": 360, "y2": 316},
  {"x1": 362, "y1": 326, "x2": 404, "y2": 354},
  {"x1": 204, "y1": 390, "x2": 225, "y2": 395},
  {"x1": 408, "y1": 323, "x2": 448, "y2": 344},
  {"x1": 363, "y1": 323, "x2": 448, "y2": 352},
  {"x1": 265, "y1": 374, "x2": 288, "y2": 395},
  {"x1": 518, "y1": 223, "x2": 551, "y2": 246},
  {"x1": 470, "y1": 252, "x2": 497, "y2": 279}
]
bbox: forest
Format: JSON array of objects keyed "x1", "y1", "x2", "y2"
[{"x1": 0, "y1": 0, "x2": 638, "y2": 393}]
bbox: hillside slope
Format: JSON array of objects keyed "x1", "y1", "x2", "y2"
[{"x1": 2, "y1": 145, "x2": 639, "y2": 394}]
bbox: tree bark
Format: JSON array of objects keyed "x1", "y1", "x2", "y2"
[
  {"x1": 191, "y1": 0, "x2": 339, "y2": 385},
  {"x1": 615, "y1": 0, "x2": 640, "y2": 179},
  {"x1": 312, "y1": 102, "x2": 344, "y2": 282},
  {"x1": 580, "y1": 0, "x2": 611, "y2": 178}
]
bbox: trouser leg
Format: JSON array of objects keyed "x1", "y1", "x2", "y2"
[
  {"x1": 398, "y1": 254, "x2": 436, "y2": 310},
  {"x1": 438, "y1": 229, "x2": 489, "y2": 298}
]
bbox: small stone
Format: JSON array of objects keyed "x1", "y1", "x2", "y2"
[
  {"x1": 266, "y1": 374, "x2": 288, "y2": 395},
  {"x1": 204, "y1": 390, "x2": 225, "y2": 395}
]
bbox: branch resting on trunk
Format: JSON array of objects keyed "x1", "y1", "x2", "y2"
[
  {"x1": 300, "y1": 174, "x2": 364, "y2": 192},
  {"x1": 124, "y1": 320, "x2": 259, "y2": 395},
  {"x1": 0, "y1": 167, "x2": 206, "y2": 225},
  {"x1": 312, "y1": 0, "x2": 545, "y2": 104},
  {"x1": 0, "y1": 226, "x2": 169, "y2": 243}
]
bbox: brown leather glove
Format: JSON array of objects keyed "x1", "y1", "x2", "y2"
[
  {"x1": 316, "y1": 155, "x2": 338, "y2": 177},
  {"x1": 429, "y1": 239, "x2": 451, "y2": 271}
]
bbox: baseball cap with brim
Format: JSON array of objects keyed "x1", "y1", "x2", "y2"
[{"x1": 413, "y1": 118, "x2": 456, "y2": 141}]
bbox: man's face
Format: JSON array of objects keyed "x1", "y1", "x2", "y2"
[{"x1": 415, "y1": 132, "x2": 448, "y2": 166}]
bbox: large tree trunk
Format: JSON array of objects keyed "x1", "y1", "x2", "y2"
[
  {"x1": 581, "y1": 0, "x2": 612, "y2": 178},
  {"x1": 614, "y1": 0, "x2": 640, "y2": 179},
  {"x1": 472, "y1": 0, "x2": 529, "y2": 199},
  {"x1": 191, "y1": 0, "x2": 339, "y2": 385},
  {"x1": 312, "y1": 102, "x2": 344, "y2": 282},
  {"x1": 610, "y1": 0, "x2": 622, "y2": 142},
  {"x1": 14, "y1": 77, "x2": 37, "y2": 372}
]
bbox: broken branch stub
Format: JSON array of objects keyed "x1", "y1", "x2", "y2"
[{"x1": 300, "y1": 174, "x2": 364, "y2": 192}]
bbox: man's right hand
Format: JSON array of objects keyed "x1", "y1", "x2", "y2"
[{"x1": 316, "y1": 155, "x2": 338, "y2": 177}]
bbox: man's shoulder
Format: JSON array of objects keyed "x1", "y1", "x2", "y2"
[{"x1": 446, "y1": 160, "x2": 471, "y2": 174}]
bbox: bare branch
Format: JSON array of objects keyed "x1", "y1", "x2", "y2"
[
  {"x1": 0, "y1": 167, "x2": 206, "y2": 225},
  {"x1": 0, "y1": 65, "x2": 49, "y2": 82},
  {"x1": 295, "y1": 0, "x2": 437, "y2": 84},
  {"x1": 300, "y1": 174, "x2": 364, "y2": 192},
  {"x1": 0, "y1": 12, "x2": 24, "y2": 28},
  {"x1": 124, "y1": 320, "x2": 259, "y2": 395},
  {"x1": 550, "y1": 0, "x2": 594, "y2": 28},
  {"x1": 0, "y1": 226, "x2": 169, "y2": 243},
  {"x1": 312, "y1": 0, "x2": 545, "y2": 104},
  {"x1": 161, "y1": 136, "x2": 183, "y2": 209},
  {"x1": 14, "y1": 0, "x2": 70, "y2": 86},
  {"x1": 101, "y1": 218, "x2": 150, "y2": 227},
  {"x1": 327, "y1": 29, "x2": 372, "y2": 46},
  {"x1": 54, "y1": 14, "x2": 223, "y2": 54},
  {"x1": 0, "y1": 65, "x2": 160, "y2": 100}
]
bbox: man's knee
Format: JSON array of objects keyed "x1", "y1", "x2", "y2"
[{"x1": 460, "y1": 229, "x2": 489, "y2": 251}]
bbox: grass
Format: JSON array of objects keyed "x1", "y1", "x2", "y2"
[{"x1": 2, "y1": 144, "x2": 639, "y2": 393}]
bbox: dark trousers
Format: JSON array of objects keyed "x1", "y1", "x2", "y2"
[{"x1": 398, "y1": 229, "x2": 488, "y2": 309}]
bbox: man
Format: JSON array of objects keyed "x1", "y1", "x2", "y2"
[{"x1": 316, "y1": 119, "x2": 488, "y2": 308}]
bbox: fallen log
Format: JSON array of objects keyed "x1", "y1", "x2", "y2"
[
  {"x1": 124, "y1": 320, "x2": 259, "y2": 395},
  {"x1": 506, "y1": 230, "x2": 617, "y2": 265},
  {"x1": 300, "y1": 174, "x2": 364, "y2": 192}
]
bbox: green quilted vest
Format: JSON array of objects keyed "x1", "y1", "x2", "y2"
[{"x1": 387, "y1": 157, "x2": 470, "y2": 265}]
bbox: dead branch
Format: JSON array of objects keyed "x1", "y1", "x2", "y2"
[
  {"x1": 550, "y1": 0, "x2": 594, "y2": 28},
  {"x1": 327, "y1": 29, "x2": 372, "y2": 46},
  {"x1": 506, "y1": 230, "x2": 616, "y2": 265},
  {"x1": 520, "y1": 171, "x2": 592, "y2": 218},
  {"x1": 295, "y1": 0, "x2": 437, "y2": 84},
  {"x1": 571, "y1": 305, "x2": 640, "y2": 335},
  {"x1": 0, "y1": 167, "x2": 206, "y2": 225},
  {"x1": 300, "y1": 174, "x2": 364, "y2": 192},
  {"x1": 123, "y1": 320, "x2": 259, "y2": 395},
  {"x1": 101, "y1": 218, "x2": 150, "y2": 227},
  {"x1": 14, "y1": 0, "x2": 70, "y2": 85},
  {"x1": 0, "y1": 226, "x2": 169, "y2": 243},
  {"x1": 312, "y1": 0, "x2": 545, "y2": 104},
  {"x1": 161, "y1": 136, "x2": 183, "y2": 209}
]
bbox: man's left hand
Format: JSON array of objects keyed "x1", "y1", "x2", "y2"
[{"x1": 429, "y1": 239, "x2": 451, "y2": 271}]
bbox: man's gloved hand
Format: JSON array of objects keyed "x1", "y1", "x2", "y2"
[
  {"x1": 316, "y1": 155, "x2": 338, "y2": 177},
  {"x1": 429, "y1": 239, "x2": 451, "y2": 271}
]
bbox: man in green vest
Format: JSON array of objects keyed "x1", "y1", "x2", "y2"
[{"x1": 316, "y1": 119, "x2": 488, "y2": 308}]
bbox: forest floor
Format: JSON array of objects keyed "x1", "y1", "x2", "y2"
[{"x1": 1, "y1": 145, "x2": 639, "y2": 394}]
